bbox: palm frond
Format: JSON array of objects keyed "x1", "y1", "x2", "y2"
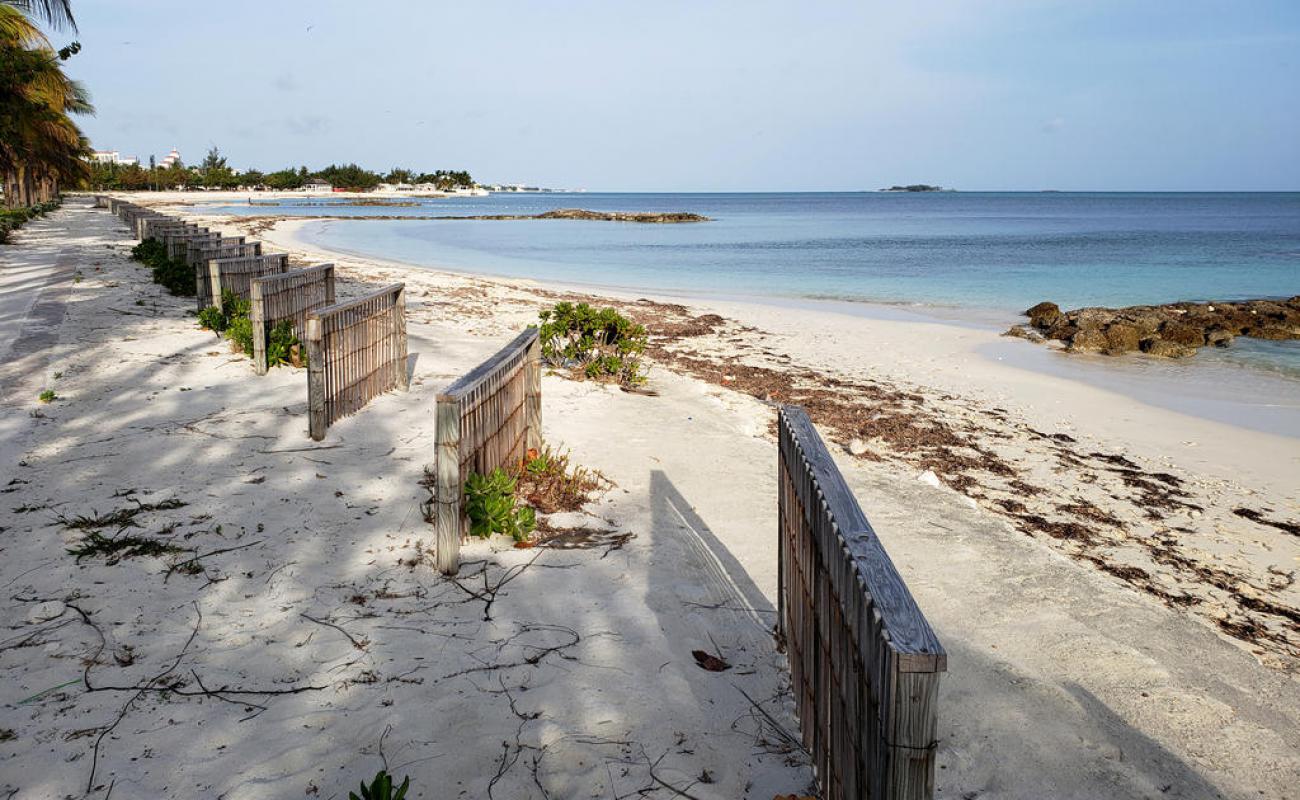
[{"x1": 1, "y1": 0, "x2": 76, "y2": 33}]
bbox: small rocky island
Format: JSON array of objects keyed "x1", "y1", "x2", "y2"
[
  {"x1": 1006, "y1": 297, "x2": 1300, "y2": 358},
  {"x1": 880, "y1": 184, "x2": 947, "y2": 192}
]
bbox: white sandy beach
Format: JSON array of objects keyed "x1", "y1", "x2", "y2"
[{"x1": 1, "y1": 196, "x2": 1297, "y2": 799}]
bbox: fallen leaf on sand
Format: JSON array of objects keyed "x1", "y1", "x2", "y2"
[{"x1": 692, "y1": 649, "x2": 730, "y2": 671}]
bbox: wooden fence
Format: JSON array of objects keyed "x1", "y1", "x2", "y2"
[
  {"x1": 777, "y1": 405, "x2": 946, "y2": 800},
  {"x1": 304, "y1": 283, "x2": 409, "y2": 440},
  {"x1": 196, "y1": 252, "x2": 284, "y2": 311},
  {"x1": 185, "y1": 238, "x2": 253, "y2": 267},
  {"x1": 249, "y1": 264, "x2": 335, "y2": 374},
  {"x1": 138, "y1": 216, "x2": 195, "y2": 241},
  {"x1": 432, "y1": 328, "x2": 541, "y2": 574},
  {"x1": 165, "y1": 230, "x2": 222, "y2": 261}
]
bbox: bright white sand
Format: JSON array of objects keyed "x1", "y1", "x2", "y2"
[{"x1": 1, "y1": 197, "x2": 1297, "y2": 799}]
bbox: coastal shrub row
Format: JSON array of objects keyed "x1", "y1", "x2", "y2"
[
  {"x1": 538, "y1": 301, "x2": 647, "y2": 386},
  {"x1": 130, "y1": 238, "x2": 195, "y2": 296},
  {"x1": 198, "y1": 290, "x2": 305, "y2": 368},
  {"x1": 0, "y1": 199, "x2": 61, "y2": 244}
]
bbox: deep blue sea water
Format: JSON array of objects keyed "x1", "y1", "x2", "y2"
[{"x1": 203, "y1": 191, "x2": 1300, "y2": 379}]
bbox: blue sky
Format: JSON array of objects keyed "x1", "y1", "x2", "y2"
[{"x1": 63, "y1": 0, "x2": 1300, "y2": 191}]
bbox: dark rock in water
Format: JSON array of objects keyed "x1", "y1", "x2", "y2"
[
  {"x1": 1069, "y1": 327, "x2": 1107, "y2": 353},
  {"x1": 1141, "y1": 338, "x2": 1197, "y2": 358},
  {"x1": 1014, "y1": 297, "x2": 1300, "y2": 359},
  {"x1": 1250, "y1": 325, "x2": 1295, "y2": 341},
  {"x1": 1103, "y1": 323, "x2": 1141, "y2": 355},
  {"x1": 1205, "y1": 329, "x2": 1234, "y2": 348},
  {"x1": 1160, "y1": 321, "x2": 1205, "y2": 347},
  {"x1": 1003, "y1": 325, "x2": 1043, "y2": 342},
  {"x1": 1024, "y1": 301, "x2": 1062, "y2": 329}
]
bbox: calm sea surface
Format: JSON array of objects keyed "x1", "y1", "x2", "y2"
[{"x1": 204, "y1": 192, "x2": 1300, "y2": 382}]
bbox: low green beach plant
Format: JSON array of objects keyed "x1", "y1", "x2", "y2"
[
  {"x1": 349, "y1": 770, "x2": 409, "y2": 800},
  {"x1": 197, "y1": 304, "x2": 228, "y2": 333},
  {"x1": 537, "y1": 301, "x2": 648, "y2": 385},
  {"x1": 464, "y1": 467, "x2": 537, "y2": 542},
  {"x1": 0, "y1": 200, "x2": 60, "y2": 244},
  {"x1": 130, "y1": 238, "x2": 195, "y2": 296},
  {"x1": 265, "y1": 320, "x2": 307, "y2": 368},
  {"x1": 38, "y1": 389, "x2": 57, "y2": 403}
]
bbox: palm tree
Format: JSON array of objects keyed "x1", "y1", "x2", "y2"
[{"x1": 0, "y1": 0, "x2": 89, "y2": 207}]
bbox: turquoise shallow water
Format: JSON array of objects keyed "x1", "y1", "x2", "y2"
[{"x1": 204, "y1": 191, "x2": 1300, "y2": 374}]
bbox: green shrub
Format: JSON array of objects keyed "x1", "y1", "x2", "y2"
[
  {"x1": 38, "y1": 389, "x2": 57, "y2": 403},
  {"x1": 266, "y1": 320, "x2": 305, "y2": 368},
  {"x1": 538, "y1": 301, "x2": 647, "y2": 385},
  {"x1": 349, "y1": 770, "x2": 409, "y2": 800},
  {"x1": 464, "y1": 467, "x2": 537, "y2": 542},
  {"x1": 131, "y1": 238, "x2": 167, "y2": 265},
  {"x1": 197, "y1": 305, "x2": 227, "y2": 333},
  {"x1": 226, "y1": 315, "x2": 254, "y2": 355},
  {"x1": 130, "y1": 238, "x2": 194, "y2": 296}
]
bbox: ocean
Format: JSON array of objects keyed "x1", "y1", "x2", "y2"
[{"x1": 203, "y1": 191, "x2": 1300, "y2": 381}]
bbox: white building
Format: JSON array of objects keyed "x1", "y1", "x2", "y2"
[
  {"x1": 159, "y1": 148, "x2": 182, "y2": 169},
  {"x1": 90, "y1": 150, "x2": 139, "y2": 167}
]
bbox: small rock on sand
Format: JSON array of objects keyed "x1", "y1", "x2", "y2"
[
  {"x1": 917, "y1": 470, "x2": 941, "y2": 488},
  {"x1": 26, "y1": 601, "x2": 65, "y2": 624},
  {"x1": 847, "y1": 438, "x2": 868, "y2": 456}
]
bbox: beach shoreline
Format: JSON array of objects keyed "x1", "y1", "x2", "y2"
[
  {"x1": 260, "y1": 210, "x2": 1300, "y2": 437},
  {"x1": 201, "y1": 207, "x2": 1300, "y2": 660},
  {"x1": 3, "y1": 199, "x2": 1298, "y2": 798}
]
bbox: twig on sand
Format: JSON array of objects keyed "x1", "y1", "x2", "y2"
[
  {"x1": 301, "y1": 612, "x2": 369, "y2": 650},
  {"x1": 164, "y1": 539, "x2": 263, "y2": 581},
  {"x1": 449, "y1": 550, "x2": 545, "y2": 621}
]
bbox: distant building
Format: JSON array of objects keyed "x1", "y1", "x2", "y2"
[
  {"x1": 90, "y1": 150, "x2": 139, "y2": 166},
  {"x1": 159, "y1": 148, "x2": 182, "y2": 169},
  {"x1": 302, "y1": 179, "x2": 333, "y2": 192}
]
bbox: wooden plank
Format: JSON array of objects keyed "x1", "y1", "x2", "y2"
[
  {"x1": 525, "y1": 334, "x2": 541, "y2": 451},
  {"x1": 438, "y1": 328, "x2": 538, "y2": 402}
]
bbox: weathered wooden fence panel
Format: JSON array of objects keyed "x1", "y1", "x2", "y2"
[
  {"x1": 777, "y1": 405, "x2": 946, "y2": 800},
  {"x1": 165, "y1": 230, "x2": 223, "y2": 262},
  {"x1": 136, "y1": 216, "x2": 184, "y2": 241},
  {"x1": 185, "y1": 238, "x2": 253, "y2": 267},
  {"x1": 303, "y1": 283, "x2": 409, "y2": 440},
  {"x1": 197, "y1": 252, "x2": 286, "y2": 311},
  {"x1": 433, "y1": 328, "x2": 541, "y2": 574},
  {"x1": 249, "y1": 264, "x2": 335, "y2": 374}
]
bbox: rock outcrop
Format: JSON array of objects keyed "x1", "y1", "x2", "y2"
[{"x1": 1004, "y1": 297, "x2": 1300, "y2": 358}]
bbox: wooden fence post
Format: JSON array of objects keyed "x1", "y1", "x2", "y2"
[
  {"x1": 394, "y1": 286, "x2": 410, "y2": 391},
  {"x1": 208, "y1": 261, "x2": 223, "y2": 310},
  {"x1": 435, "y1": 397, "x2": 461, "y2": 575},
  {"x1": 251, "y1": 280, "x2": 267, "y2": 376},
  {"x1": 525, "y1": 333, "x2": 542, "y2": 452},
  {"x1": 305, "y1": 318, "x2": 326, "y2": 441}
]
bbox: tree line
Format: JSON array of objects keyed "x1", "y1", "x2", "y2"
[
  {"x1": 1, "y1": 0, "x2": 89, "y2": 208},
  {"x1": 86, "y1": 150, "x2": 476, "y2": 192}
]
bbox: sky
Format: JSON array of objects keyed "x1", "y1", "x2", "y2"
[{"x1": 59, "y1": 0, "x2": 1300, "y2": 191}]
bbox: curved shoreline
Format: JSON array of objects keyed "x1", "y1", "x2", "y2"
[{"x1": 247, "y1": 212, "x2": 1300, "y2": 439}]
